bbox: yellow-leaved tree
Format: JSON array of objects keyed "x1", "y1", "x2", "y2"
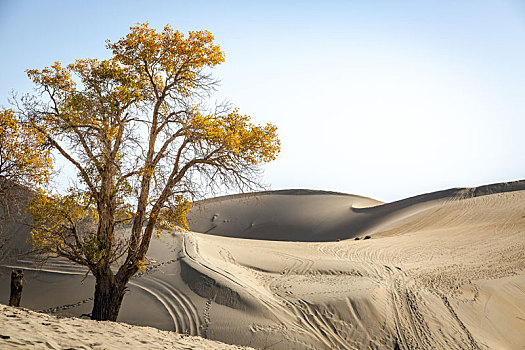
[{"x1": 18, "y1": 23, "x2": 280, "y2": 321}]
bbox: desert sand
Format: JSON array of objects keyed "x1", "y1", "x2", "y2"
[
  {"x1": 0, "y1": 304, "x2": 253, "y2": 349},
  {"x1": 1, "y1": 181, "x2": 524, "y2": 349}
]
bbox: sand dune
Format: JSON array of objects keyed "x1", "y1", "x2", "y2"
[
  {"x1": 187, "y1": 189, "x2": 384, "y2": 241},
  {"x1": 1, "y1": 181, "x2": 524, "y2": 349}
]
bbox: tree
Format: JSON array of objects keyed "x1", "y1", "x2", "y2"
[
  {"x1": 0, "y1": 109, "x2": 52, "y2": 262},
  {"x1": 19, "y1": 23, "x2": 280, "y2": 321}
]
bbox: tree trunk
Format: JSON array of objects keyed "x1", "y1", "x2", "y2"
[
  {"x1": 9, "y1": 269, "x2": 23, "y2": 307},
  {"x1": 91, "y1": 272, "x2": 127, "y2": 321}
]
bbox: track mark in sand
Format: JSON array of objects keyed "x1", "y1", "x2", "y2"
[
  {"x1": 218, "y1": 248, "x2": 237, "y2": 265},
  {"x1": 1, "y1": 265, "x2": 88, "y2": 276},
  {"x1": 134, "y1": 257, "x2": 180, "y2": 278},
  {"x1": 390, "y1": 283, "x2": 414, "y2": 350},
  {"x1": 289, "y1": 299, "x2": 357, "y2": 350},
  {"x1": 315, "y1": 243, "x2": 396, "y2": 279},
  {"x1": 130, "y1": 281, "x2": 181, "y2": 332},
  {"x1": 146, "y1": 276, "x2": 202, "y2": 336},
  {"x1": 39, "y1": 297, "x2": 94, "y2": 314},
  {"x1": 201, "y1": 298, "x2": 213, "y2": 338},
  {"x1": 345, "y1": 297, "x2": 373, "y2": 343},
  {"x1": 390, "y1": 277, "x2": 434, "y2": 350},
  {"x1": 250, "y1": 323, "x2": 318, "y2": 350},
  {"x1": 266, "y1": 251, "x2": 314, "y2": 299},
  {"x1": 129, "y1": 277, "x2": 201, "y2": 336},
  {"x1": 405, "y1": 288, "x2": 433, "y2": 348},
  {"x1": 439, "y1": 294, "x2": 480, "y2": 350},
  {"x1": 273, "y1": 252, "x2": 314, "y2": 275}
]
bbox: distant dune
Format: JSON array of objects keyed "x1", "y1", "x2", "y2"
[
  {"x1": 188, "y1": 180, "x2": 525, "y2": 241},
  {"x1": 1, "y1": 180, "x2": 524, "y2": 349},
  {"x1": 188, "y1": 189, "x2": 384, "y2": 241}
]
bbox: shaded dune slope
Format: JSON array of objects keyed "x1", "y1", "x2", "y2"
[
  {"x1": 188, "y1": 180, "x2": 525, "y2": 241},
  {"x1": 188, "y1": 189, "x2": 383, "y2": 241}
]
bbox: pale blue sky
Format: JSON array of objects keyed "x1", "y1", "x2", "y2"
[{"x1": 1, "y1": 0, "x2": 524, "y2": 201}]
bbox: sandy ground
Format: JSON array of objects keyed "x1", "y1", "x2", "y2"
[
  {"x1": 0, "y1": 304, "x2": 253, "y2": 349},
  {"x1": 1, "y1": 181, "x2": 524, "y2": 349}
]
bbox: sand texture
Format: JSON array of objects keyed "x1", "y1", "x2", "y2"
[
  {"x1": 1, "y1": 181, "x2": 524, "y2": 349},
  {"x1": 0, "y1": 304, "x2": 253, "y2": 349}
]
